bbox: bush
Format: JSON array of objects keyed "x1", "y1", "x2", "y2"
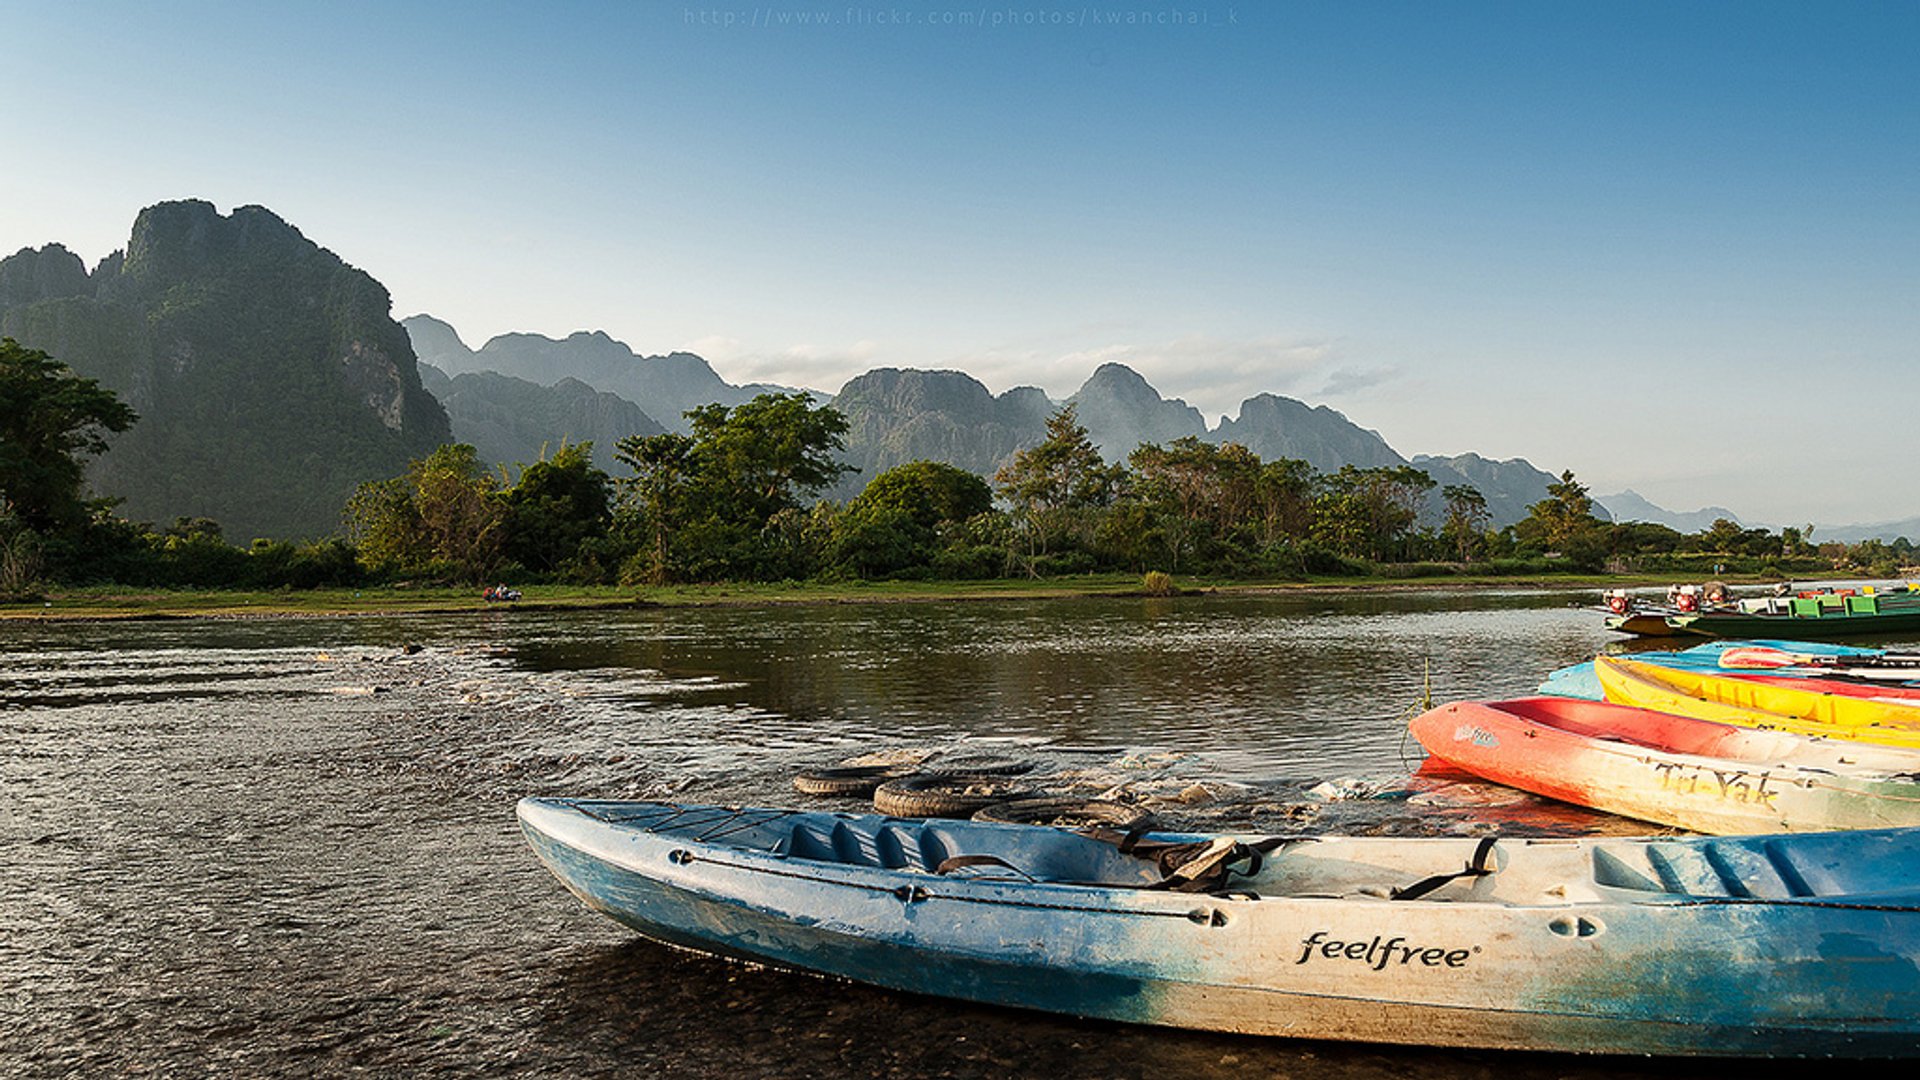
[
  {"x1": 1378, "y1": 562, "x2": 1459, "y2": 579},
  {"x1": 1142, "y1": 570, "x2": 1175, "y2": 596},
  {"x1": 930, "y1": 543, "x2": 1007, "y2": 580}
]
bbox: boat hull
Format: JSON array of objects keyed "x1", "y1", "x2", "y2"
[
  {"x1": 1595, "y1": 656, "x2": 1920, "y2": 747},
  {"x1": 1604, "y1": 612, "x2": 1687, "y2": 636},
  {"x1": 1411, "y1": 697, "x2": 1920, "y2": 834},
  {"x1": 1669, "y1": 608, "x2": 1920, "y2": 639},
  {"x1": 520, "y1": 797, "x2": 1920, "y2": 1057}
]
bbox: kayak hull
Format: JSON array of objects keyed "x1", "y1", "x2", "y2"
[
  {"x1": 1411, "y1": 697, "x2": 1920, "y2": 834},
  {"x1": 1595, "y1": 656, "x2": 1920, "y2": 747},
  {"x1": 521, "y1": 797, "x2": 1920, "y2": 1057}
]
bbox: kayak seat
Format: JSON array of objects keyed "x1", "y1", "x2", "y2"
[
  {"x1": 781, "y1": 821, "x2": 942, "y2": 872},
  {"x1": 784, "y1": 822, "x2": 840, "y2": 862},
  {"x1": 1590, "y1": 841, "x2": 1806, "y2": 899}
]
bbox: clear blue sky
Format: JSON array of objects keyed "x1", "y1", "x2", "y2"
[{"x1": 5, "y1": 1, "x2": 1916, "y2": 526}]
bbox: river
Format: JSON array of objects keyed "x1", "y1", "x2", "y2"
[{"x1": 1, "y1": 590, "x2": 1893, "y2": 1077}]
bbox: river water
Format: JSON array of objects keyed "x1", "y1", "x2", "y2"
[{"x1": 0, "y1": 590, "x2": 1896, "y2": 1077}]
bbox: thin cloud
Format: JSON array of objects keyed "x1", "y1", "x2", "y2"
[
  {"x1": 676, "y1": 337, "x2": 880, "y2": 392},
  {"x1": 1316, "y1": 366, "x2": 1400, "y2": 397}
]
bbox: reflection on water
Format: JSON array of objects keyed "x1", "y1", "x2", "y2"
[
  {"x1": 497, "y1": 591, "x2": 1615, "y2": 782},
  {"x1": 3, "y1": 590, "x2": 1885, "y2": 1078}
]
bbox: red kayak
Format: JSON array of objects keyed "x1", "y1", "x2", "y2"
[{"x1": 1410, "y1": 696, "x2": 1920, "y2": 834}]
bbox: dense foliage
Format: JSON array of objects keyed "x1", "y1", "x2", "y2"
[
  {"x1": 6, "y1": 376, "x2": 1914, "y2": 596},
  {"x1": 0, "y1": 202, "x2": 450, "y2": 541},
  {"x1": 0, "y1": 339, "x2": 138, "y2": 532}
]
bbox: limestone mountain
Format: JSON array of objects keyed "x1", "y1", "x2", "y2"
[
  {"x1": 0, "y1": 201, "x2": 450, "y2": 539},
  {"x1": 1412, "y1": 453, "x2": 1610, "y2": 529},
  {"x1": 1211, "y1": 394, "x2": 1406, "y2": 474},
  {"x1": 1806, "y1": 516, "x2": 1920, "y2": 545},
  {"x1": 403, "y1": 313, "x2": 1590, "y2": 524},
  {"x1": 403, "y1": 315, "x2": 799, "y2": 434},
  {"x1": 826, "y1": 368, "x2": 1057, "y2": 497},
  {"x1": 1066, "y1": 362, "x2": 1208, "y2": 460},
  {"x1": 1596, "y1": 489, "x2": 1736, "y2": 533},
  {"x1": 416, "y1": 363, "x2": 665, "y2": 476}
]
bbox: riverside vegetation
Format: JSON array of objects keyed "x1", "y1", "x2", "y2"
[{"x1": 3, "y1": 336, "x2": 1907, "y2": 614}]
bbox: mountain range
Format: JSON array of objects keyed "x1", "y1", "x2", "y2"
[
  {"x1": 11, "y1": 198, "x2": 1879, "y2": 542},
  {"x1": 406, "y1": 319, "x2": 1583, "y2": 525},
  {"x1": 1594, "y1": 490, "x2": 1742, "y2": 534}
]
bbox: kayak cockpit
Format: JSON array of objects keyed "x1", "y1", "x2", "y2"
[{"x1": 534, "y1": 799, "x2": 1920, "y2": 908}]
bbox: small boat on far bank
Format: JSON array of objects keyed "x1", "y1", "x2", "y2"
[{"x1": 521, "y1": 796, "x2": 1920, "y2": 1057}]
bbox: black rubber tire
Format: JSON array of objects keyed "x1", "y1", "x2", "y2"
[
  {"x1": 792, "y1": 765, "x2": 909, "y2": 797},
  {"x1": 873, "y1": 774, "x2": 1040, "y2": 818},
  {"x1": 920, "y1": 755, "x2": 1034, "y2": 777},
  {"x1": 971, "y1": 797, "x2": 1156, "y2": 831}
]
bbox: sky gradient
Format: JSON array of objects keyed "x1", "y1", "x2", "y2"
[{"x1": 5, "y1": 2, "x2": 1916, "y2": 526}]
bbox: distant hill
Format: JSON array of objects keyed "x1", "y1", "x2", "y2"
[
  {"x1": 403, "y1": 314, "x2": 801, "y2": 434},
  {"x1": 827, "y1": 368, "x2": 1056, "y2": 497},
  {"x1": 1596, "y1": 490, "x2": 1739, "y2": 533},
  {"x1": 1412, "y1": 453, "x2": 1610, "y2": 529},
  {"x1": 1212, "y1": 394, "x2": 1406, "y2": 473},
  {"x1": 1066, "y1": 362, "x2": 1208, "y2": 460},
  {"x1": 416, "y1": 364, "x2": 665, "y2": 476},
  {"x1": 406, "y1": 313, "x2": 1591, "y2": 520},
  {"x1": 0, "y1": 201, "x2": 449, "y2": 539},
  {"x1": 1806, "y1": 517, "x2": 1920, "y2": 545}
]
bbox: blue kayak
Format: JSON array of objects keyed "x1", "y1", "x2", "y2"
[{"x1": 521, "y1": 796, "x2": 1920, "y2": 1057}]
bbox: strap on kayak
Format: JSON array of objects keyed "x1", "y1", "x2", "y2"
[
  {"x1": 1084, "y1": 827, "x2": 1292, "y2": 894},
  {"x1": 1390, "y1": 836, "x2": 1499, "y2": 901}
]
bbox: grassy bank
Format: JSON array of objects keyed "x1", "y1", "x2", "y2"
[{"x1": 0, "y1": 569, "x2": 1783, "y2": 622}]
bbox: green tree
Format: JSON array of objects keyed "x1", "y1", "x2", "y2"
[
  {"x1": 1518, "y1": 470, "x2": 1606, "y2": 568},
  {"x1": 1126, "y1": 437, "x2": 1265, "y2": 572},
  {"x1": 853, "y1": 460, "x2": 993, "y2": 530},
  {"x1": 994, "y1": 405, "x2": 1124, "y2": 570},
  {"x1": 0, "y1": 338, "x2": 139, "y2": 533},
  {"x1": 344, "y1": 444, "x2": 505, "y2": 581},
  {"x1": 683, "y1": 393, "x2": 853, "y2": 524},
  {"x1": 1252, "y1": 457, "x2": 1317, "y2": 547},
  {"x1": 500, "y1": 442, "x2": 614, "y2": 577},
  {"x1": 831, "y1": 461, "x2": 995, "y2": 578},
  {"x1": 1310, "y1": 465, "x2": 1436, "y2": 562},
  {"x1": 612, "y1": 431, "x2": 695, "y2": 585},
  {"x1": 613, "y1": 393, "x2": 852, "y2": 583},
  {"x1": 1440, "y1": 484, "x2": 1490, "y2": 562},
  {"x1": 995, "y1": 405, "x2": 1121, "y2": 512}
]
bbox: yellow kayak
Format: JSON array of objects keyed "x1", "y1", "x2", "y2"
[{"x1": 1593, "y1": 655, "x2": 1920, "y2": 749}]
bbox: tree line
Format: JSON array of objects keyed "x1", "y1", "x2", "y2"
[{"x1": 1, "y1": 336, "x2": 1911, "y2": 597}]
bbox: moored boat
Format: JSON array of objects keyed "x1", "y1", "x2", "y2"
[
  {"x1": 1665, "y1": 588, "x2": 1920, "y2": 639},
  {"x1": 521, "y1": 796, "x2": 1920, "y2": 1057},
  {"x1": 1604, "y1": 611, "x2": 1686, "y2": 636},
  {"x1": 1410, "y1": 696, "x2": 1920, "y2": 834}
]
